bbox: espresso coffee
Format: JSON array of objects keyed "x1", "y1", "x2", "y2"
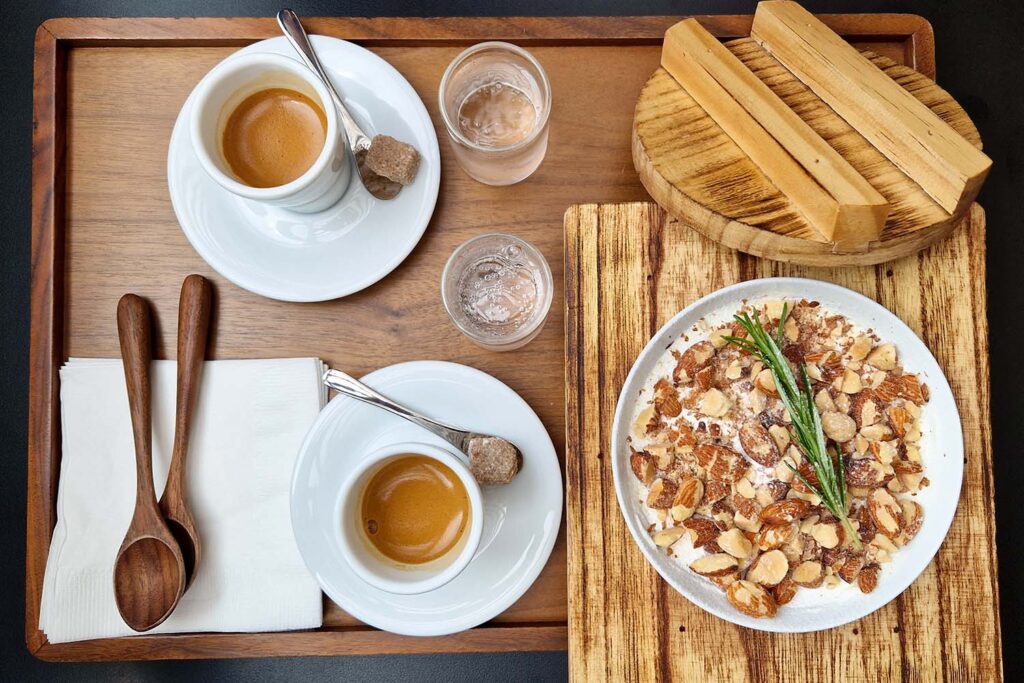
[
  {"x1": 360, "y1": 455, "x2": 470, "y2": 565},
  {"x1": 222, "y1": 87, "x2": 327, "y2": 188}
]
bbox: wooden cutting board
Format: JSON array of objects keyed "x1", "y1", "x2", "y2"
[
  {"x1": 564, "y1": 202, "x2": 1000, "y2": 681},
  {"x1": 633, "y1": 40, "x2": 982, "y2": 266}
]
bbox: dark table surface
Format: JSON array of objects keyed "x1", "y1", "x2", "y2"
[{"x1": 3, "y1": 0, "x2": 1021, "y2": 681}]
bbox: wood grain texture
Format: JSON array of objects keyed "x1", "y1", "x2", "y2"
[
  {"x1": 113, "y1": 293, "x2": 187, "y2": 633},
  {"x1": 28, "y1": 15, "x2": 935, "y2": 660},
  {"x1": 634, "y1": 39, "x2": 981, "y2": 265},
  {"x1": 159, "y1": 274, "x2": 213, "y2": 591},
  {"x1": 752, "y1": 1, "x2": 991, "y2": 216},
  {"x1": 662, "y1": 19, "x2": 888, "y2": 248},
  {"x1": 565, "y1": 202, "x2": 1000, "y2": 682}
]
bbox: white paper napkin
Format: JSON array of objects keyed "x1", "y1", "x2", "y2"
[{"x1": 39, "y1": 357, "x2": 327, "y2": 644}]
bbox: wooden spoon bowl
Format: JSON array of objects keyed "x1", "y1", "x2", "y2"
[{"x1": 113, "y1": 536, "x2": 185, "y2": 630}]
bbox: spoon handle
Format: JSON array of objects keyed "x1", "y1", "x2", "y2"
[
  {"x1": 117, "y1": 294, "x2": 159, "y2": 508},
  {"x1": 166, "y1": 275, "x2": 212, "y2": 501},
  {"x1": 322, "y1": 369, "x2": 472, "y2": 459},
  {"x1": 276, "y1": 8, "x2": 370, "y2": 150}
]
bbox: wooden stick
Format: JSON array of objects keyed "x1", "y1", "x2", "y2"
[
  {"x1": 751, "y1": 1, "x2": 991, "y2": 216},
  {"x1": 662, "y1": 19, "x2": 889, "y2": 249},
  {"x1": 660, "y1": 37, "x2": 836, "y2": 244}
]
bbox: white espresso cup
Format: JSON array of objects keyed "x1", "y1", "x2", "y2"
[
  {"x1": 189, "y1": 52, "x2": 351, "y2": 213},
  {"x1": 335, "y1": 441, "x2": 483, "y2": 595}
]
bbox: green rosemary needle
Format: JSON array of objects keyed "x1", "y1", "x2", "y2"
[{"x1": 723, "y1": 304, "x2": 862, "y2": 551}]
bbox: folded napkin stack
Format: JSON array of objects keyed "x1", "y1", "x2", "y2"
[{"x1": 39, "y1": 357, "x2": 326, "y2": 644}]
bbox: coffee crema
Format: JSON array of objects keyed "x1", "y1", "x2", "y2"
[
  {"x1": 360, "y1": 455, "x2": 470, "y2": 565},
  {"x1": 221, "y1": 87, "x2": 327, "y2": 188}
]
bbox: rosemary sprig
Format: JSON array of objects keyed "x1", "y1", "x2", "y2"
[{"x1": 723, "y1": 304, "x2": 862, "y2": 550}]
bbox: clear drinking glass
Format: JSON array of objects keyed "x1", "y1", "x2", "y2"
[
  {"x1": 441, "y1": 234, "x2": 553, "y2": 351},
  {"x1": 438, "y1": 42, "x2": 552, "y2": 186}
]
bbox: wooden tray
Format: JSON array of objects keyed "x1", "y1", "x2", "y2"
[
  {"x1": 564, "y1": 202, "x2": 1000, "y2": 681},
  {"x1": 29, "y1": 14, "x2": 938, "y2": 661}
]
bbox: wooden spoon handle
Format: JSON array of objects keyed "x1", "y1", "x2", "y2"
[
  {"x1": 168, "y1": 275, "x2": 212, "y2": 489},
  {"x1": 117, "y1": 294, "x2": 157, "y2": 506}
]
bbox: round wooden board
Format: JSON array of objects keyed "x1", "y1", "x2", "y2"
[{"x1": 633, "y1": 37, "x2": 983, "y2": 266}]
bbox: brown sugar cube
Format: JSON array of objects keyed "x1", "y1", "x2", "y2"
[
  {"x1": 466, "y1": 436, "x2": 521, "y2": 486},
  {"x1": 365, "y1": 134, "x2": 421, "y2": 186}
]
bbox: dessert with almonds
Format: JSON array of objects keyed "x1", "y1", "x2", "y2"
[{"x1": 628, "y1": 299, "x2": 929, "y2": 618}]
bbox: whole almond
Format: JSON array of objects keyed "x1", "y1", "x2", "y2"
[
  {"x1": 760, "y1": 499, "x2": 811, "y2": 525},
  {"x1": 739, "y1": 419, "x2": 781, "y2": 467},
  {"x1": 790, "y1": 462, "x2": 821, "y2": 494},
  {"x1": 867, "y1": 488, "x2": 902, "y2": 538},
  {"x1": 726, "y1": 580, "x2": 777, "y2": 618},
  {"x1": 858, "y1": 564, "x2": 880, "y2": 594},
  {"x1": 755, "y1": 522, "x2": 796, "y2": 551}
]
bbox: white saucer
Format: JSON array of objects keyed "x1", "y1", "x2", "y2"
[
  {"x1": 167, "y1": 36, "x2": 441, "y2": 302},
  {"x1": 290, "y1": 361, "x2": 562, "y2": 636}
]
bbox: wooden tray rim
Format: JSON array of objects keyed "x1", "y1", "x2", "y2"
[{"x1": 28, "y1": 13, "x2": 934, "y2": 661}]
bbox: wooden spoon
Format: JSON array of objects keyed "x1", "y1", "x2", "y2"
[
  {"x1": 159, "y1": 274, "x2": 212, "y2": 590},
  {"x1": 112, "y1": 294, "x2": 186, "y2": 632}
]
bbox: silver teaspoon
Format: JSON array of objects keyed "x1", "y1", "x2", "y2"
[
  {"x1": 322, "y1": 368, "x2": 522, "y2": 485},
  {"x1": 276, "y1": 8, "x2": 402, "y2": 200}
]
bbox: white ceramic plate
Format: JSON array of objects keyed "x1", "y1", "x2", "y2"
[
  {"x1": 291, "y1": 361, "x2": 562, "y2": 636},
  {"x1": 167, "y1": 36, "x2": 441, "y2": 302},
  {"x1": 611, "y1": 278, "x2": 963, "y2": 633}
]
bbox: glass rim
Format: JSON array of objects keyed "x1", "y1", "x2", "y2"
[
  {"x1": 440, "y1": 232, "x2": 554, "y2": 347},
  {"x1": 437, "y1": 41, "x2": 552, "y2": 155}
]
